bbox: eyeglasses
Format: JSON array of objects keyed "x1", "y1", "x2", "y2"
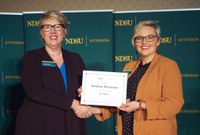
[
  {"x1": 41, "y1": 24, "x2": 65, "y2": 32},
  {"x1": 134, "y1": 35, "x2": 158, "y2": 43}
]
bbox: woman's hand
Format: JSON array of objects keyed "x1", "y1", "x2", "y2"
[
  {"x1": 118, "y1": 99, "x2": 140, "y2": 113},
  {"x1": 74, "y1": 104, "x2": 93, "y2": 118},
  {"x1": 91, "y1": 107, "x2": 101, "y2": 115},
  {"x1": 71, "y1": 99, "x2": 93, "y2": 118},
  {"x1": 75, "y1": 86, "x2": 102, "y2": 117},
  {"x1": 77, "y1": 86, "x2": 82, "y2": 97}
]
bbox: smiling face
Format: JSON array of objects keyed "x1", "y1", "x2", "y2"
[
  {"x1": 40, "y1": 19, "x2": 67, "y2": 50},
  {"x1": 133, "y1": 26, "x2": 160, "y2": 62}
]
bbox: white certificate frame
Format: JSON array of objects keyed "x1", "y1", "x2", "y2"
[{"x1": 81, "y1": 70, "x2": 127, "y2": 107}]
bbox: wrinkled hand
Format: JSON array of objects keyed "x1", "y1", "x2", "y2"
[
  {"x1": 118, "y1": 99, "x2": 139, "y2": 113},
  {"x1": 75, "y1": 86, "x2": 101, "y2": 117},
  {"x1": 74, "y1": 104, "x2": 93, "y2": 118},
  {"x1": 71, "y1": 99, "x2": 92, "y2": 118}
]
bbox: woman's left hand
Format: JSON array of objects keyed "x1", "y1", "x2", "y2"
[
  {"x1": 77, "y1": 86, "x2": 82, "y2": 97},
  {"x1": 118, "y1": 99, "x2": 139, "y2": 113}
]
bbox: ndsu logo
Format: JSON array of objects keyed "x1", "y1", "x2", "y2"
[
  {"x1": 27, "y1": 20, "x2": 39, "y2": 27},
  {"x1": 115, "y1": 55, "x2": 133, "y2": 62},
  {"x1": 115, "y1": 20, "x2": 133, "y2": 26},
  {"x1": 65, "y1": 38, "x2": 84, "y2": 44},
  {"x1": 161, "y1": 37, "x2": 172, "y2": 43}
]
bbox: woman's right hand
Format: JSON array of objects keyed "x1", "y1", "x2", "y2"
[{"x1": 71, "y1": 99, "x2": 92, "y2": 118}]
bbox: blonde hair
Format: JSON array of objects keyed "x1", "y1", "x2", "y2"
[
  {"x1": 132, "y1": 20, "x2": 161, "y2": 45},
  {"x1": 39, "y1": 10, "x2": 68, "y2": 29}
]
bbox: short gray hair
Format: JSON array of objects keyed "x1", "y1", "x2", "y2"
[{"x1": 39, "y1": 10, "x2": 68, "y2": 29}]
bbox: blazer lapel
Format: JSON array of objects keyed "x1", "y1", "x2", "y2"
[
  {"x1": 42, "y1": 48, "x2": 67, "y2": 95},
  {"x1": 62, "y1": 49, "x2": 74, "y2": 96},
  {"x1": 135, "y1": 53, "x2": 160, "y2": 100}
]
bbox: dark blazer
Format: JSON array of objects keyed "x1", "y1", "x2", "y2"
[{"x1": 15, "y1": 47, "x2": 87, "y2": 135}]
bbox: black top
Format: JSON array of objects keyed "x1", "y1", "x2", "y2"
[{"x1": 121, "y1": 62, "x2": 150, "y2": 135}]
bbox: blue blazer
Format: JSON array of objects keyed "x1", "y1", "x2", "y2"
[{"x1": 15, "y1": 47, "x2": 87, "y2": 135}]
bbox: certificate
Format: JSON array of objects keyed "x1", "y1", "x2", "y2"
[{"x1": 81, "y1": 70, "x2": 127, "y2": 107}]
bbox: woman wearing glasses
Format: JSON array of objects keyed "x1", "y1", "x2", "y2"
[
  {"x1": 15, "y1": 10, "x2": 90, "y2": 135},
  {"x1": 93, "y1": 20, "x2": 184, "y2": 135}
]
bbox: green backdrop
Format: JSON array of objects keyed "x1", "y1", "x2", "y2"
[
  {"x1": 0, "y1": 8, "x2": 200, "y2": 135},
  {"x1": 0, "y1": 13, "x2": 24, "y2": 135},
  {"x1": 114, "y1": 9, "x2": 200, "y2": 135}
]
